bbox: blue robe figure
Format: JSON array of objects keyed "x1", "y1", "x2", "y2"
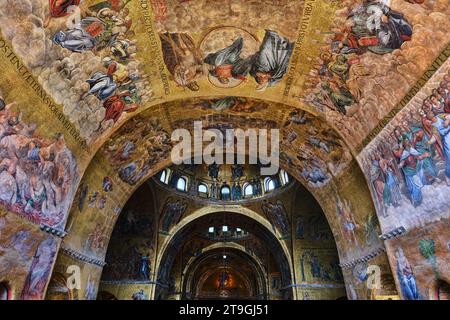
[
  {"x1": 432, "y1": 115, "x2": 450, "y2": 180},
  {"x1": 27, "y1": 145, "x2": 41, "y2": 162},
  {"x1": 86, "y1": 72, "x2": 117, "y2": 101},
  {"x1": 346, "y1": 2, "x2": 413, "y2": 55},
  {"x1": 250, "y1": 30, "x2": 294, "y2": 90},
  {"x1": 384, "y1": 167, "x2": 402, "y2": 207},
  {"x1": 310, "y1": 255, "x2": 321, "y2": 278},
  {"x1": 413, "y1": 127, "x2": 438, "y2": 184},
  {"x1": 53, "y1": 17, "x2": 103, "y2": 53},
  {"x1": 302, "y1": 166, "x2": 327, "y2": 184},
  {"x1": 139, "y1": 255, "x2": 150, "y2": 281},
  {"x1": 252, "y1": 179, "x2": 262, "y2": 196},
  {"x1": 399, "y1": 147, "x2": 423, "y2": 207},
  {"x1": 119, "y1": 162, "x2": 137, "y2": 182},
  {"x1": 231, "y1": 183, "x2": 242, "y2": 200},
  {"x1": 296, "y1": 218, "x2": 305, "y2": 239},
  {"x1": 396, "y1": 249, "x2": 419, "y2": 300},
  {"x1": 375, "y1": 4, "x2": 413, "y2": 53}
]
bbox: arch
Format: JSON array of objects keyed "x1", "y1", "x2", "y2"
[
  {"x1": 176, "y1": 176, "x2": 188, "y2": 192},
  {"x1": 159, "y1": 169, "x2": 171, "y2": 184},
  {"x1": 62, "y1": 110, "x2": 368, "y2": 260},
  {"x1": 243, "y1": 183, "x2": 254, "y2": 197},
  {"x1": 182, "y1": 246, "x2": 268, "y2": 300},
  {"x1": 280, "y1": 170, "x2": 290, "y2": 185},
  {"x1": 182, "y1": 243, "x2": 267, "y2": 277},
  {"x1": 264, "y1": 177, "x2": 275, "y2": 193},
  {"x1": 48, "y1": 108, "x2": 387, "y2": 301},
  {"x1": 429, "y1": 278, "x2": 450, "y2": 300},
  {"x1": 0, "y1": 282, "x2": 10, "y2": 300},
  {"x1": 45, "y1": 273, "x2": 72, "y2": 301},
  {"x1": 196, "y1": 267, "x2": 254, "y2": 299},
  {"x1": 197, "y1": 183, "x2": 208, "y2": 196},
  {"x1": 220, "y1": 185, "x2": 231, "y2": 200},
  {"x1": 436, "y1": 281, "x2": 450, "y2": 300},
  {"x1": 56, "y1": 142, "x2": 384, "y2": 301},
  {"x1": 154, "y1": 207, "x2": 296, "y2": 299},
  {"x1": 0, "y1": 1, "x2": 447, "y2": 302},
  {"x1": 155, "y1": 206, "x2": 293, "y2": 268}
]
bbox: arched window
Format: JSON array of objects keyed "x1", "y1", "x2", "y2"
[
  {"x1": 0, "y1": 282, "x2": 9, "y2": 300},
  {"x1": 176, "y1": 176, "x2": 188, "y2": 192},
  {"x1": 264, "y1": 177, "x2": 275, "y2": 192},
  {"x1": 243, "y1": 183, "x2": 254, "y2": 197},
  {"x1": 160, "y1": 170, "x2": 167, "y2": 183},
  {"x1": 198, "y1": 183, "x2": 208, "y2": 195},
  {"x1": 221, "y1": 186, "x2": 231, "y2": 200},
  {"x1": 208, "y1": 227, "x2": 215, "y2": 234},
  {"x1": 280, "y1": 169, "x2": 289, "y2": 185},
  {"x1": 437, "y1": 281, "x2": 450, "y2": 300},
  {"x1": 222, "y1": 226, "x2": 229, "y2": 232},
  {"x1": 159, "y1": 169, "x2": 171, "y2": 184}
]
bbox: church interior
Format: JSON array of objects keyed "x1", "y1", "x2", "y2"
[{"x1": 0, "y1": 0, "x2": 449, "y2": 301}]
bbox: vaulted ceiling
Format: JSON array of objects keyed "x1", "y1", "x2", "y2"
[{"x1": 0, "y1": 0, "x2": 449, "y2": 301}]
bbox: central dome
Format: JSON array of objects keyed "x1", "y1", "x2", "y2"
[{"x1": 155, "y1": 163, "x2": 291, "y2": 202}]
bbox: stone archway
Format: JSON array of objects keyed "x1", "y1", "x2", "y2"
[
  {"x1": 0, "y1": 282, "x2": 10, "y2": 300},
  {"x1": 49, "y1": 141, "x2": 390, "y2": 300},
  {"x1": 182, "y1": 247, "x2": 268, "y2": 300},
  {"x1": 153, "y1": 209, "x2": 295, "y2": 300}
]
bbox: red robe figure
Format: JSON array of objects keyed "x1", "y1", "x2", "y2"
[
  {"x1": 103, "y1": 92, "x2": 138, "y2": 123},
  {"x1": 46, "y1": 0, "x2": 81, "y2": 26},
  {"x1": 49, "y1": 0, "x2": 81, "y2": 18}
]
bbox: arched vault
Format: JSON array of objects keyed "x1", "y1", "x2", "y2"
[{"x1": 0, "y1": 0, "x2": 448, "y2": 301}]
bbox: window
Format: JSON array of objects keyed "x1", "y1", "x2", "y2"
[
  {"x1": 159, "y1": 169, "x2": 171, "y2": 184},
  {"x1": 198, "y1": 183, "x2": 208, "y2": 195},
  {"x1": 264, "y1": 177, "x2": 275, "y2": 192},
  {"x1": 0, "y1": 282, "x2": 9, "y2": 300},
  {"x1": 221, "y1": 186, "x2": 231, "y2": 200},
  {"x1": 160, "y1": 170, "x2": 167, "y2": 183},
  {"x1": 176, "y1": 177, "x2": 188, "y2": 192},
  {"x1": 280, "y1": 169, "x2": 289, "y2": 185},
  {"x1": 208, "y1": 227, "x2": 215, "y2": 233},
  {"x1": 222, "y1": 226, "x2": 229, "y2": 232},
  {"x1": 243, "y1": 183, "x2": 254, "y2": 197},
  {"x1": 437, "y1": 281, "x2": 450, "y2": 300}
]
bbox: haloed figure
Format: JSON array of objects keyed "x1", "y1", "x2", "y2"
[
  {"x1": 396, "y1": 248, "x2": 419, "y2": 300},
  {"x1": 159, "y1": 33, "x2": 204, "y2": 91}
]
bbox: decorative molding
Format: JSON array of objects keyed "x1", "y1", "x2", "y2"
[
  {"x1": 100, "y1": 280, "x2": 154, "y2": 285},
  {"x1": 379, "y1": 226, "x2": 407, "y2": 241},
  {"x1": 100, "y1": 280, "x2": 170, "y2": 289},
  {"x1": 40, "y1": 224, "x2": 67, "y2": 238},
  {"x1": 288, "y1": 283, "x2": 345, "y2": 289},
  {"x1": 339, "y1": 247, "x2": 386, "y2": 269},
  {"x1": 60, "y1": 245, "x2": 106, "y2": 267}
]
